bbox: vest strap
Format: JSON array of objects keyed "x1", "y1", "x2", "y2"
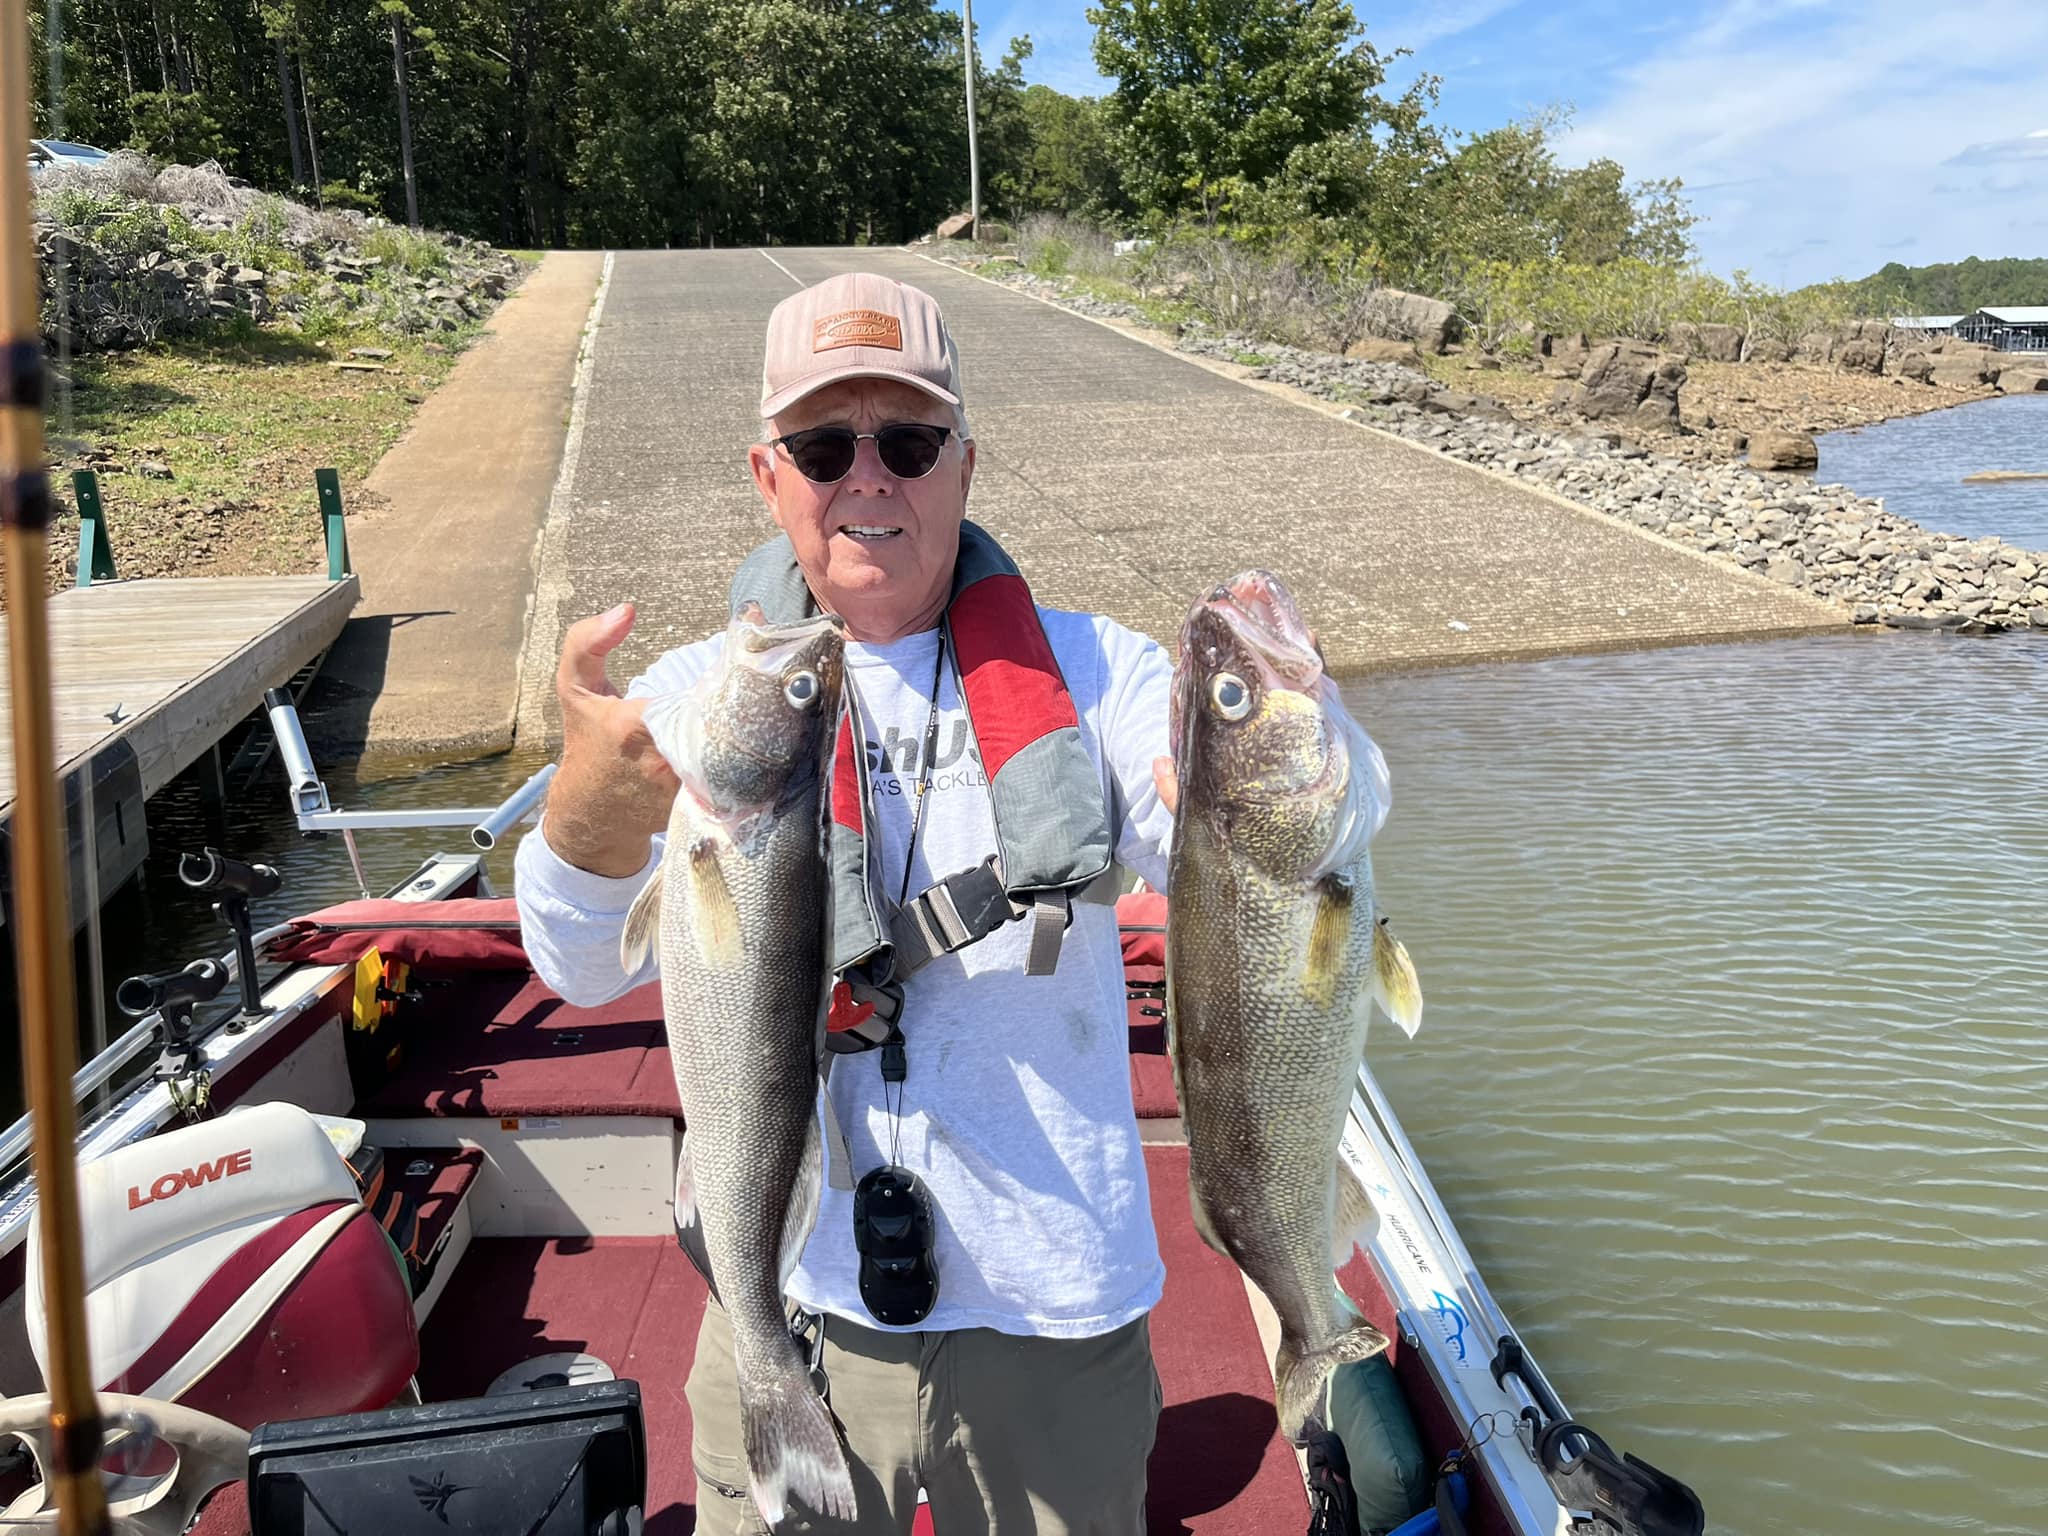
[{"x1": 885, "y1": 857, "x2": 1080, "y2": 979}]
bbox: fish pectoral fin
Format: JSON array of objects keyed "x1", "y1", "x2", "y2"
[
  {"x1": 690, "y1": 837, "x2": 743, "y2": 966},
  {"x1": 1304, "y1": 876, "x2": 1354, "y2": 1006},
  {"x1": 1371, "y1": 915, "x2": 1424, "y2": 1039},
  {"x1": 621, "y1": 865, "x2": 664, "y2": 973}
]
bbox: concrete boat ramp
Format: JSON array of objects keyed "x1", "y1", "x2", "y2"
[
  {"x1": 0, "y1": 575, "x2": 357, "y2": 923},
  {"x1": 499, "y1": 247, "x2": 1839, "y2": 749}
]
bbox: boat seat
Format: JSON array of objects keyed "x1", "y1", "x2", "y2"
[
  {"x1": 26, "y1": 1102, "x2": 419, "y2": 1430},
  {"x1": 360, "y1": 973, "x2": 681, "y2": 1120}
]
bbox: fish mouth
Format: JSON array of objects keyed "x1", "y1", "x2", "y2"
[{"x1": 1201, "y1": 571, "x2": 1322, "y2": 689}]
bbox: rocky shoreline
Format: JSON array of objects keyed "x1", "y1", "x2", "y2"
[{"x1": 939, "y1": 256, "x2": 2048, "y2": 636}]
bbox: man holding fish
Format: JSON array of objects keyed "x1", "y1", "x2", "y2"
[{"x1": 515, "y1": 272, "x2": 1415, "y2": 1533}]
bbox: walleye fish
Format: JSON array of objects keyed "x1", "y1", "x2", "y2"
[
  {"x1": 1167, "y1": 570, "x2": 1402, "y2": 1443},
  {"x1": 621, "y1": 605, "x2": 853, "y2": 1526}
]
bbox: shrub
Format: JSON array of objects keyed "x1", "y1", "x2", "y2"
[
  {"x1": 1018, "y1": 212, "x2": 1119, "y2": 280},
  {"x1": 320, "y1": 182, "x2": 384, "y2": 215},
  {"x1": 359, "y1": 224, "x2": 448, "y2": 278}
]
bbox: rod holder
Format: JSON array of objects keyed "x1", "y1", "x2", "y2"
[
  {"x1": 471, "y1": 763, "x2": 557, "y2": 851},
  {"x1": 264, "y1": 688, "x2": 332, "y2": 819}
]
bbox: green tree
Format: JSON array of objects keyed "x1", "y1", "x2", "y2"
[
  {"x1": 1088, "y1": 0, "x2": 1388, "y2": 221},
  {"x1": 1015, "y1": 84, "x2": 1122, "y2": 219}
]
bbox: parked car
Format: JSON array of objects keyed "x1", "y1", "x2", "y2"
[{"x1": 28, "y1": 138, "x2": 111, "y2": 172}]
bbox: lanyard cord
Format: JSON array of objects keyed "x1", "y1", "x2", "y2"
[{"x1": 864, "y1": 620, "x2": 948, "y2": 1169}]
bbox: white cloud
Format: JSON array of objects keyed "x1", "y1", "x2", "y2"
[
  {"x1": 1365, "y1": 0, "x2": 1524, "y2": 55},
  {"x1": 1559, "y1": 0, "x2": 2048, "y2": 285}
]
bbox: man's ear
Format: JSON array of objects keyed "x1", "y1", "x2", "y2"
[
  {"x1": 748, "y1": 441, "x2": 785, "y2": 526},
  {"x1": 959, "y1": 437, "x2": 976, "y2": 498}
]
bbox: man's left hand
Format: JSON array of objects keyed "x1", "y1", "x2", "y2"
[{"x1": 1153, "y1": 756, "x2": 1178, "y2": 816}]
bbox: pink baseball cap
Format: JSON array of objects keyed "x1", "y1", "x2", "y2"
[{"x1": 759, "y1": 272, "x2": 964, "y2": 419}]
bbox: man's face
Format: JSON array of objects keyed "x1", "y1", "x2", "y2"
[{"x1": 748, "y1": 378, "x2": 975, "y2": 644}]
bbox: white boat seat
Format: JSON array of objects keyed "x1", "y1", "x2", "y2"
[{"x1": 26, "y1": 1102, "x2": 419, "y2": 1429}]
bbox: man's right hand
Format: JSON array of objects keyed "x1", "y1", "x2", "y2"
[{"x1": 543, "y1": 602, "x2": 682, "y2": 878}]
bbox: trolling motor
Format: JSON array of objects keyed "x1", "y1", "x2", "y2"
[
  {"x1": 178, "y1": 848, "x2": 281, "y2": 1029},
  {"x1": 116, "y1": 958, "x2": 229, "y2": 1083},
  {"x1": 1489, "y1": 1337, "x2": 1704, "y2": 1536}
]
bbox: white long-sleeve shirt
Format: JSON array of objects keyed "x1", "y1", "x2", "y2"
[{"x1": 515, "y1": 606, "x2": 1180, "y2": 1337}]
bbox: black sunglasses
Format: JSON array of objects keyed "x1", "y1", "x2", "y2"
[{"x1": 773, "y1": 423, "x2": 953, "y2": 484}]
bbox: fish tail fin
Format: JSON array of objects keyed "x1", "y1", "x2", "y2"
[
  {"x1": 1273, "y1": 1316, "x2": 1392, "y2": 1444},
  {"x1": 1371, "y1": 915, "x2": 1424, "y2": 1038},
  {"x1": 621, "y1": 868, "x2": 663, "y2": 973},
  {"x1": 742, "y1": 1358, "x2": 855, "y2": 1527}
]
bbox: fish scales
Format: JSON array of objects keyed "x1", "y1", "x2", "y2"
[
  {"x1": 624, "y1": 608, "x2": 854, "y2": 1527},
  {"x1": 1167, "y1": 570, "x2": 1391, "y2": 1444}
]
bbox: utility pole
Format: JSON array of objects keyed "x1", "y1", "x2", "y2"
[
  {"x1": 390, "y1": 10, "x2": 420, "y2": 230},
  {"x1": 961, "y1": 0, "x2": 980, "y2": 241}
]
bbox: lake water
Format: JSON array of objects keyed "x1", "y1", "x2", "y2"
[
  {"x1": 1817, "y1": 393, "x2": 2048, "y2": 548},
  {"x1": 1346, "y1": 631, "x2": 2048, "y2": 1536},
  {"x1": 12, "y1": 627, "x2": 2048, "y2": 1535}
]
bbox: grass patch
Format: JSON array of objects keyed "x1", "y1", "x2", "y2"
[
  {"x1": 42, "y1": 325, "x2": 475, "y2": 588},
  {"x1": 1232, "y1": 350, "x2": 1274, "y2": 367}
]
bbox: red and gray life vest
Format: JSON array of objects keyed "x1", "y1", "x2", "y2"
[{"x1": 728, "y1": 520, "x2": 1113, "y2": 1007}]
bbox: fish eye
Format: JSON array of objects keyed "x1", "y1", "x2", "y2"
[
  {"x1": 1208, "y1": 672, "x2": 1252, "y2": 721},
  {"x1": 783, "y1": 669, "x2": 820, "y2": 709}
]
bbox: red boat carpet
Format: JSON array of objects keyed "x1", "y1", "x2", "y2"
[
  {"x1": 197, "y1": 1144, "x2": 1308, "y2": 1533},
  {"x1": 360, "y1": 975, "x2": 683, "y2": 1119}
]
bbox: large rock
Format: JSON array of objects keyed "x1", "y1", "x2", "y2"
[
  {"x1": 1837, "y1": 338, "x2": 1885, "y2": 374},
  {"x1": 1344, "y1": 336, "x2": 1425, "y2": 369},
  {"x1": 1374, "y1": 288, "x2": 1463, "y2": 353},
  {"x1": 1994, "y1": 364, "x2": 2048, "y2": 393},
  {"x1": 1747, "y1": 338, "x2": 1794, "y2": 364},
  {"x1": 1568, "y1": 342, "x2": 1686, "y2": 430},
  {"x1": 1893, "y1": 352, "x2": 1934, "y2": 383},
  {"x1": 934, "y1": 211, "x2": 975, "y2": 240},
  {"x1": 1797, "y1": 331, "x2": 1838, "y2": 363},
  {"x1": 1669, "y1": 321, "x2": 1745, "y2": 361},
  {"x1": 1748, "y1": 428, "x2": 1819, "y2": 471},
  {"x1": 1930, "y1": 357, "x2": 1993, "y2": 388}
]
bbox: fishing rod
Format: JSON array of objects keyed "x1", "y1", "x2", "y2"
[{"x1": 1, "y1": 0, "x2": 112, "y2": 1528}]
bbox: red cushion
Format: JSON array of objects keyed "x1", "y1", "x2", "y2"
[{"x1": 263, "y1": 898, "x2": 527, "y2": 970}]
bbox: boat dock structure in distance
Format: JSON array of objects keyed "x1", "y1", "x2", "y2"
[{"x1": 0, "y1": 574, "x2": 360, "y2": 926}]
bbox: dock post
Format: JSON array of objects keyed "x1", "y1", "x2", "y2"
[
  {"x1": 72, "y1": 470, "x2": 117, "y2": 588},
  {"x1": 315, "y1": 468, "x2": 352, "y2": 580}
]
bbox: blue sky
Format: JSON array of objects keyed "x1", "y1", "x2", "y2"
[{"x1": 946, "y1": 0, "x2": 2048, "y2": 289}]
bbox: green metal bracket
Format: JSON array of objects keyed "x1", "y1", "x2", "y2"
[
  {"x1": 73, "y1": 470, "x2": 118, "y2": 588},
  {"x1": 315, "y1": 468, "x2": 352, "y2": 580}
]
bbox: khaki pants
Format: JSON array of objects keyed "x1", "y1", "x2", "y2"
[{"x1": 685, "y1": 1298, "x2": 1161, "y2": 1535}]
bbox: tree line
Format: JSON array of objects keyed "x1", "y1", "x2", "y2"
[{"x1": 32, "y1": 0, "x2": 1702, "y2": 289}]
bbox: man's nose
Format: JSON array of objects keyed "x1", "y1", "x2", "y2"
[{"x1": 840, "y1": 436, "x2": 895, "y2": 496}]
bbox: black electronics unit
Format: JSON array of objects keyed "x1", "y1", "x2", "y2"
[{"x1": 247, "y1": 1379, "x2": 645, "y2": 1534}]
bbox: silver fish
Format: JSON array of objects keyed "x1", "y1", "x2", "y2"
[
  {"x1": 1167, "y1": 570, "x2": 1393, "y2": 1442},
  {"x1": 623, "y1": 604, "x2": 853, "y2": 1526}
]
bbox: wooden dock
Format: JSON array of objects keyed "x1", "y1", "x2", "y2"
[{"x1": 0, "y1": 575, "x2": 359, "y2": 919}]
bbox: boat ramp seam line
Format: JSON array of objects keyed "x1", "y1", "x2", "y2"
[
  {"x1": 756, "y1": 248, "x2": 802, "y2": 287},
  {"x1": 514, "y1": 249, "x2": 616, "y2": 752}
]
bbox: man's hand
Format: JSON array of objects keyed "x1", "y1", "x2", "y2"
[
  {"x1": 544, "y1": 602, "x2": 682, "y2": 878},
  {"x1": 1152, "y1": 756, "x2": 1178, "y2": 817}
]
